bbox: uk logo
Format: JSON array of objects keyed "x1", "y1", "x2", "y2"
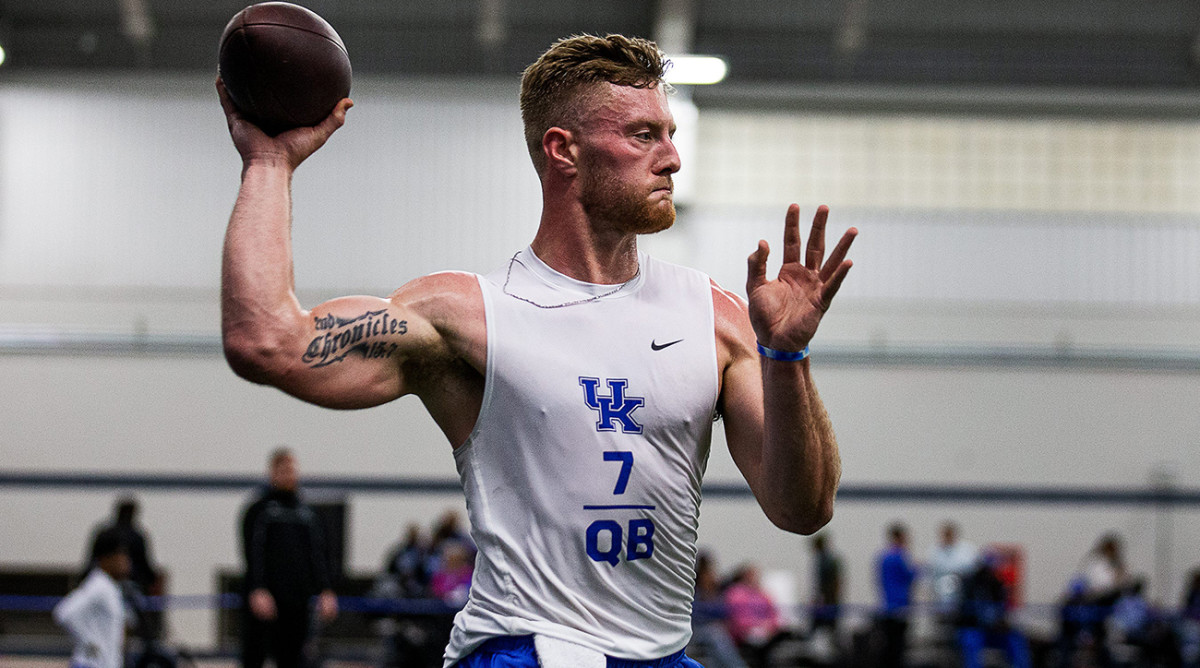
[{"x1": 579, "y1": 377, "x2": 645, "y2": 434}]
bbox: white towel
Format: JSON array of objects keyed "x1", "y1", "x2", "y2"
[{"x1": 534, "y1": 634, "x2": 607, "y2": 668}]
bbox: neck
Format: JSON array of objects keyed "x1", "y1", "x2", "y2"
[{"x1": 531, "y1": 203, "x2": 640, "y2": 285}]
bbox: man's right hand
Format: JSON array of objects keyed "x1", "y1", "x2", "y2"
[
  {"x1": 249, "y1": 588, "x2": 277, "y2": 621},
  {"x1": 216, "y1": 77, "x2": 352, "y2": 172}
]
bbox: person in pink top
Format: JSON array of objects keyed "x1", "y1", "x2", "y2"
[
  {"x1": 723, "y1": 565, "x2": 796, "y2": 667},
  {"x1": 430, "y1": 542, "x2": 474, "y2": 608}
]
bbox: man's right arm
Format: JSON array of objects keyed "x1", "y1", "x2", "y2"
[{"x1": 218, "y1": 79, "x2": 466, "y2": 410}]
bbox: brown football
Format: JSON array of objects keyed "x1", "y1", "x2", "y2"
[{"x1": 218, "y1": 2, "x2": 352, "y2": 135}]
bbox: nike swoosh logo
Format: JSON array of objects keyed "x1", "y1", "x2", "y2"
[{"x1": 651, "y1": 339, "x2": 684, "y2": 351}]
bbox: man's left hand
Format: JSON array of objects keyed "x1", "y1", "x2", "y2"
[{"x1": 746, "y1": 204, "x2": 856, "y2": 352}]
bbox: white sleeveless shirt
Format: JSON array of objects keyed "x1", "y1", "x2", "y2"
[{"x1": 443, "y1": 247, "x2": 720, "y2": 664}]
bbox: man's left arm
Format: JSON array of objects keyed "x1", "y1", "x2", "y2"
[{"x1": 717, "y1": 204, "x2": 855, "y2": 535}]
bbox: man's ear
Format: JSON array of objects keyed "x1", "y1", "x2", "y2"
[{"x1": 542, "y1": 127, "x2": 578, "y2": 176}]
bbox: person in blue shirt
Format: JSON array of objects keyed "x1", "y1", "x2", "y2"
[{"x1": 877, "y1": 523, "x2": 917, "y2": 668}]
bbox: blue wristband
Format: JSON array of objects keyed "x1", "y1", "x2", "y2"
[{"x1": 756, "y1": 342, "x2": 810, "y2": 361}]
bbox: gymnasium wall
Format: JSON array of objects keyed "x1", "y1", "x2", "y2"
[{"x1": 1, "y1": 73, "x2": 1198, "y2": 649}]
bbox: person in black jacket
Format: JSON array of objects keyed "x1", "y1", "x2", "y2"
[
  {"x1": 240, "y1": 447, "x2": 338, "y2": 668},
  {"x1": 88, "y1": 496, "x2": 160, "y2": 595}
]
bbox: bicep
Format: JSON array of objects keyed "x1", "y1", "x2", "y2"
[
  {"x1": 245, "y1": 272, "x2": 483, "y2": 410},
  {"x1": 720, "y1": 353, "x2": 766, "y2": 490},
  {"x1": 244, "y1": 292, "x2": 441, "y2": 410},
  {"x1": 288, "y1": 295, "x2": 430, "y2": 406},
  {"x1": 712, "y1": 282, "x2": 766, "y2": 491}
]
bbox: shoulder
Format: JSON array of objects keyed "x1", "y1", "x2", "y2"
[
  {"x1": 389, "y1": 271, "x2": 483, "y2": 331},
  {"x1": 91, "y1": 572, "x2": 121, "y2": 599},
  {"x1": 249, "y1": 495, "x2": 289, "y2": 520},
  {"x1": 397, "y1": 270, "x2": 482, "y2": 292},
  {"x1": 75, "y1": 570, "x2": 101, "y2": 592},
  {"x1": 710, "y1": 280, "x2": 749, "y2": 329},
  {"x1": 243, "y1": 494, "x2": 267, "y2": 517},
  {"x1": 389, "y1": 270, "x2": 486, "y2": 369},
  {"x1": 72, "y1": 572, "x2": 105, "y2": 600},
  {"x1": 710, "y1": 279, "x2": 756, "y2": 368},
  {"x1": 390, "y1": 271, "x2": 481, "y2": 310}
]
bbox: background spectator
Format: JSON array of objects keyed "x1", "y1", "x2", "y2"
[
  {"x1": 383, "y1": 523, "x2": 432, "y2": 600},
  {"x1": 87, "y1": 496, "x2": 160, "y2": 596},
  {"x1": 55, "y1": 528, "x2": 132, "y2": 668},
  {"x1": 429, "y1": 542, "x2": 473, "y2": 608},
  {"x1": 85, "y1": 496, "x2": 164, "y2": 640},
  {"x1": 1179, "y1": 569, "x2": 1200, "y2": 668},
  {"x1": 877, "y1": 522, "x2": 917, "y2": 668},
  {"x1": 239, "y1": 447, "x2": 338, "y2": 668},
  {"x1": 1056, "y1": 533, "x2": 1128, "y2": 668},
  {"x1": 689, "y1": 551, "x2": 748, "y2": 668},
  {"x1": 374, "y1": 512, "x2": 472, "y2": 667},
  {"x1": 809, "y1": 532, "x2": 844, "y2": 665},
  {"x1": 928, "y1": 521, "x2": 979, "y2": 619},
  {"x1": 426, "y1": 510, "x2": 475, "y2": 577},
  {"x1": 723, "y1": 564, "x2": 799, "y2": 668},
  {"x1": 956, "y1": 554, "x2": 1032, "y2": 668},
  {"x1": 1109, "y1": 577, "x2": 1180, "y2": 667},
  {"x1": 810, "y1": 532, "x2": 843, "y2": 635}
]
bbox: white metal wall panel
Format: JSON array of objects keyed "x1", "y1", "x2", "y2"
[
  {"x1": 695, "y1": 111, "x2": 1200, "y2": 214},
  {"x1": 1, "y1": 75, "x2": 1197, "y2": 310},
  {"x1": 684, "y1": 207, "x2": 1200, "y2": 306},
  {"x1": 0, "y1": 76, "x2": 542, "y2": 293}
]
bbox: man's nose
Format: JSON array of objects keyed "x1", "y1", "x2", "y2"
[{"x1": 659, "y1": 137, "x2": 681, "y2": 175}]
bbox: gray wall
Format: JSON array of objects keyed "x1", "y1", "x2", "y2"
[{"x1": 2, "y1": 72, "x2": 1198, "y2": 648}]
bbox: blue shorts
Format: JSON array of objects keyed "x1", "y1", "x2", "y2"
[{"x1": 454, "y1": 635, "x2": 705, "y2": 668}]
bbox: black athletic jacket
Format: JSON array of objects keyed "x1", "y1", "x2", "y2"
[{"x1": 240, "y1": 487, "x2": 333, "y2": 607}]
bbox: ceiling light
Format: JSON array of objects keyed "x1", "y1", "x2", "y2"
[
  {"x1": 664, "y1": 55, "x2": 728, "y2": 85},
  {"x1": 0, "y1": 44, "x2": 6, "y2": 67}
]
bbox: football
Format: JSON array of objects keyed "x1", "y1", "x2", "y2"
[{"x1": 218, "y1": 2, "x2": 352, "y2": 134}]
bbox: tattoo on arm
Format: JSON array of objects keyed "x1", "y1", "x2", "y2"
[{"x1": 303, "y1": 309, "x2": 407, "y2": 368}]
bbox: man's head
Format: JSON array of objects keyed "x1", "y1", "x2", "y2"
[
  {"x1": 940, "y1": 521, "x2": 959, "y2": 547},
  {"x1": 731, "y1": 564, "x2": 761, "y2": 588},
  {"x1": 268, "y1": 446, "x2": 298, "y2": 493},
  {"x1": 92, "y1": 528, "x2": 131, "y2": 580},
  {"x1": 520, "y1": 34, "x2": 670, "y2": 177},
  {"x1": 115, "y1": 496, "x2": 138, "y2": 525},
  {"x1": 888, "y1": 522, "x2": 908, "y2": 548},
  {"x1": 1097, "y1": 533, "x2": 1122, "y2": 561}
]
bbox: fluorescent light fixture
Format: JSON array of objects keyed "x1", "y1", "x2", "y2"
[
  {"x1": 664, "y1": 54, "x2": 728, "y2": 85},
  {"x1": 0, "y1": 45, "x2": 6, "y2": 67}
]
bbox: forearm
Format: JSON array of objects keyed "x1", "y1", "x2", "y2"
[
  {"x1": 221, "y1": 158, "x2": 307, "y2": 380},
  {"x1": 760, "y1": 357, "x2": 840, "y2": 534}
]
